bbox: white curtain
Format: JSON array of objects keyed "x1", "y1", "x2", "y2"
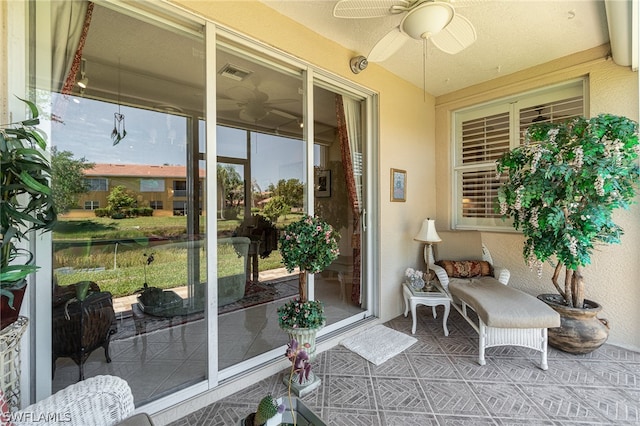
[
  {"x1": 51, "y1": 1, "x2": 89, "y2": 91},
  {"x1": 342, "y1": 96, "x2": 363, "y2": 211}
]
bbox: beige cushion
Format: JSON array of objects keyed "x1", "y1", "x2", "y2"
[
  {"x1": 435, "y1": 231, "x2": 483, "y2": 262},
  {"x1": 449, "y1": 276, "x2": 560, "y2": 328}
]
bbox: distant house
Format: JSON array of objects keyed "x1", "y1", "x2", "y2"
[{"x1": 76, "y1": 164, "x2": 205, "y2": 216}]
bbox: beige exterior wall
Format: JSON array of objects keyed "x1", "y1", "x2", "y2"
[
  {"x1": 435, "y1": 45, "x2": 640, "y2": 351},
  {"x1": 74, "y1": 176, "x2": 199, "y2": 215}
]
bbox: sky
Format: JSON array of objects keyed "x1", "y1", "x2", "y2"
[{"x1": 50, "y1": 94, "x2": 308, "y2": 190}]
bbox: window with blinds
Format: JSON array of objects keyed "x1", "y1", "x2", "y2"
[{"x1": 453, "y1": 80, "x2": 585, "y2": 229}]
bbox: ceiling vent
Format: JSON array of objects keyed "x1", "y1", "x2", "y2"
[{"x1": 218, "y1": 63, "x2": 253, "y2": 81}]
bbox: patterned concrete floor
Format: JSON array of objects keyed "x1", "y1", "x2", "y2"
[{"x1": 168, "y1": 306, "x2": 640, "y2": 425}]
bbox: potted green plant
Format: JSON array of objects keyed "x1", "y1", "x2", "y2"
[
  {"x1": 242, "y1": 394, "x2": 285, "y2": 426},
  {"x1": 277, "y1": 215, "x2": 339, "y2": 364},
  {"x1": 496, "y1": 114, "x2": 639, "y2": 353},
  {"x1": 1, "y1": 99, "x2": 57, "y2": 329}
]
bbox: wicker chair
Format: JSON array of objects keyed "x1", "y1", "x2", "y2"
[
  {"x1": 13, "y1": 375, "x2": 154, "y2": 426},
  {"x1": 52, "y1": 282, "x2": 117, "y2": 381}
]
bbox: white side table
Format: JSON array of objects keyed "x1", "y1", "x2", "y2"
[{"x1": 402, "y1": 282, "x2": 450, "y2": 335}]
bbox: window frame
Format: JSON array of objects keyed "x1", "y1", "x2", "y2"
[{"x1": 452, "y1": 79, "x2": 587, "y2": 231}]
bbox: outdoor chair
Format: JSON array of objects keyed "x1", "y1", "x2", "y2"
[{"x1": 430, "y1": 231, "x2": 559, "y2": 369}]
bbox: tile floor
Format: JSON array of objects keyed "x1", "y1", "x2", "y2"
[
  {"x1": 168, "y1": 305, "x2": 640, "y2": 426},
  {"x1": 52, "y1": 269, "x2": 363, "y2": 405}
]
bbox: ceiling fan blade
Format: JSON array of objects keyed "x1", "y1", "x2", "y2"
[
  {"x1": 225, "y1": 86, "x2": 256, "y2": 102},
  {"x1": 270, "y1": 109, "x2": 298, "y2": 120},
  {"x1": 217, "y1": 98, "x2": 246, "y2": 110},
  {"x1": 367, "y1": 27, "x2": 409, "y2": 62},
  {"x1": 430, "y1": 14, "x2": 477, "y2": 54},
  {"x1": 333, "y1": 0, "x2": 412, "y2": 19},
  {"x1": 264, "y1": 98, "x2": 299, "y2": 106}
]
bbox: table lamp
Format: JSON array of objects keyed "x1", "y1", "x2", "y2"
[{"x1": 413, "y1": 218, "x2": 442, "y2": 269}]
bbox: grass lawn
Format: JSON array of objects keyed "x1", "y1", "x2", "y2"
[{"x1": 53, "y1": 213, "x2": 300, "y2": 297}]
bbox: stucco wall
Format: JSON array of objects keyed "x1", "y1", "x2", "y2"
[{"x1": 435, "y1": 45, "x2": 640, "y2": 351}]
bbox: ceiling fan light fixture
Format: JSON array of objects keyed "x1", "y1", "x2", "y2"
[
  {"x1": 77, "y1": 58, "x2": 89, "y2": 89},
  {"x1": 400, "y1": 2, "x2": 454, "y2": 40}
]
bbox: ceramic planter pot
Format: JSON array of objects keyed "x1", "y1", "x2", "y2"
[
  {"x1": 281, "y1": 322, "x2": 324, "y2": 362},
  {"x1": 1, "y1": 280, "x2": 27, "y2": 330},
  {"x1": 537, "y1": 294, "x2": 609, "y2": 354}
]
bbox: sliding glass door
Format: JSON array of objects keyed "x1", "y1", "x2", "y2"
[
  {"x1": 43, "y1": 3, "x2": 207, "y2": 405},
  {"x1": 31, "y1": 0, "x2": 372, "y2": 408}
]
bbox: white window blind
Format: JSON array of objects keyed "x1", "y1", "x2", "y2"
[{"x1": 453, "y1": 80, "x2": 585, "y2": 229}]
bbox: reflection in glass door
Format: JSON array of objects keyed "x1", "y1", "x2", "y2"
[
  {"x1": 312, "y1": 85, "x2": 366, "y2": 326},
  {"x1": 45, "y1": 3, "x2": 206, "y2": 406},
  {"x1": 215, "y1": 41, "x2": 369, "y2": 372}
]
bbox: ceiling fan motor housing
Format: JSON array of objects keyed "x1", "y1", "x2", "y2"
[{"x1": 401, "y1": 2, "x2": 455, "y2": 39}]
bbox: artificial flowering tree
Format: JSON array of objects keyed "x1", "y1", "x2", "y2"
[
  {"x1": 496, "y1": 114, "x2": 639, "y2": 309},
  {"x1": 277, "y1": 215, "x2": 339, "y2": 369}
]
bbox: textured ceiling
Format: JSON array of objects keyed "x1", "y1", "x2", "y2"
[{"x1": 262, "y1": 0, "x2": 610, "y2": 96}]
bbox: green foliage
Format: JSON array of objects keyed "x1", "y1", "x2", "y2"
[
  {"x1": 267, "y1": 178, "x2": 304, "y2": 208},
  {"x1": 261, "y1": 195, "x2": 290, "y2": 223},
  {"x1": 254, "y1": 394, "x2": 282, "y2": 425},
  {"x1": 94, "y1": 208, "x2": 110, "y2": 217},
  {"x1": 1, "y1": 98, "x2": 57, "y2": 306},
  {"x1": 107, "y1": 185, "x2": 136, "y2": 215},
  {"x1": 217, "y1": 165, "x2": 243, "y2": 219},
  {"x1": 51, "y1": 147, "x2": 94, "y2": 214},
  {"x1": 278, "y1": 298, "x2": 325, "y2": 329},
  {"x1": 496, "y1": 114, "x2": 639, "y2": 272},
  {"x1": 279, "y1": 215, "x2": 340, "y2": 274}
]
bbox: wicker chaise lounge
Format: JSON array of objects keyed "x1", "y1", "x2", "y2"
[{"x1": 430, "y1": 231, "x2": 560, "y2": 370}]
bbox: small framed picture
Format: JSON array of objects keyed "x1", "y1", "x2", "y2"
[
  {"x1": 315, "y1": 169, "x2": 331, "y2": 198},
  {"x1": 390, "y1": 168, "x2": 406, "y2": 202}
]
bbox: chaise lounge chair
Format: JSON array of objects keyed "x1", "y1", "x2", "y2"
[{"x1": 429, "y1": 231, "x2": 560, "y2": 370}]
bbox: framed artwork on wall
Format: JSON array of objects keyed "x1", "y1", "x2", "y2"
[
  {"x1": 391, "y1": 168, "x2": 406, "y2": 202},
  {"x1": 315, "y1": 169, "x2": 331, "y2": 198}
]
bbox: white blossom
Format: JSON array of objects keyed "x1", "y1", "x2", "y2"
[
  {"x1": 547, "y1": 128, "x2": 560, "y2": 143},
  {"x1": 566, "y1": 234, "x2": 578, "y2": 257},
  {"x1": 571, "y1": 146, "x2": 583, "y2": 169},
  {"x1": 529, "y1": 207, "x2": 539, "y2": 229},
  {"x1": 594, "y1": 175, "x2": 605, "y2": 197},
  {"x1": 514, "y1": 186, "x2": 524, "y2": 211}
]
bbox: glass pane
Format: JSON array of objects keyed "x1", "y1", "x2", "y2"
[
  {"x1": 47, "y1": 4, "x2": 206, "y2": 406},
  {"x1": 313, "y1": 86, "x2": 366, "y2": 320},
  {"x1": 216, "y1": 45, "x2": 304, "y2": 370}
]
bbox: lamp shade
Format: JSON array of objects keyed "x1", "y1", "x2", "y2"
[
  {"x1": 400, "y1": 2, "x2": 454, "y2": 40},
  {"x1": 414, "y1": 218, "x2": 441, "y2": 243}
]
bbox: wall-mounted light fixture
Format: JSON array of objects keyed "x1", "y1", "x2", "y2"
[{"x1": 350, "y1": 56, "x2": 368, "y2": 74}]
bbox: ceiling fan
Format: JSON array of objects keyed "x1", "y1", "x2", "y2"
[
  {"x1": 217, "y1": 86, "x2": 299, "y2": 123},
  {"x1": 333, "y1": 0, "x2": 477, "y2": 62}
]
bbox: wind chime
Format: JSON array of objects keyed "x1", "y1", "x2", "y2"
[{"x1": 111, "y1": 59, "x2": 127, "y2": 145}]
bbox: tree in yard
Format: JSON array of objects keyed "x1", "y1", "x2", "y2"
[
  {"x1": 266, "y1": 178, "x2": 303, "y2": 210},
  {"x1": 261, "y1": 195, "x2": 290, "y2": 223},
  {"x1": 217, "y1": 164, "x2": 243, "y2": 219},
  {"x1": 51, "y1": 147, "x2": 94, "y2": 214},
  {"x1": 107, "y1": 185, "x2": 136, "y2": 216}
]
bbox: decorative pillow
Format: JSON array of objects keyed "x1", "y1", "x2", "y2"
[{"x1": 436, "y1": 260, "x2": 493, "y2": 278}]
